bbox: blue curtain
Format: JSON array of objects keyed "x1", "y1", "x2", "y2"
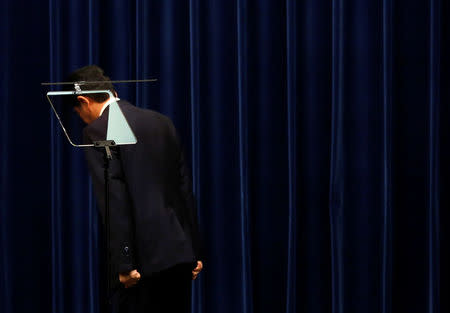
[{"x1": 1, "y1": 1, "x2": 450, "y2": 313}]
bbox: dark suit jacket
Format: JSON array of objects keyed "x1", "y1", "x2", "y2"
[{"x1": 82, "y1": 100, "x2": 201, "y2": 283}]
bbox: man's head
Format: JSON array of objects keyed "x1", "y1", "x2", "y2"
[{"x1": 66, "y1": 65, "x2": 116, "y2": 124}]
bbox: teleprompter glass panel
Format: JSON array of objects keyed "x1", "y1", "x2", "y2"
[{"x1": 46, "y1": 90, "x2": 137, "y2": 147}]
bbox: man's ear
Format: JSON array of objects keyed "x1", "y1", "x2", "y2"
[{"x1": 76, "y1": 95, "x2": 90, "y2": 107}]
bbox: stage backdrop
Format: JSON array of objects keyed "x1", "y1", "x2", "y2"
[{"x1": 1, "y1": 0, "x2": 450, "y2": 313}]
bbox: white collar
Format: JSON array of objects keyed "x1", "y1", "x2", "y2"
[{"x1": 99, "y1": 97, "x2": 120, "y2": 117}]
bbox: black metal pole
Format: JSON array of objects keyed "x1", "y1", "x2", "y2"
[
  {"x1": 96, "y1": 141, "x2": 114, "y2": 309},
  {"x1": 104, "y1": 147, "x2": 111, "y2": 307},
  {"x1": 104, "y1": 149, "x2": 111, "y2": 304}
]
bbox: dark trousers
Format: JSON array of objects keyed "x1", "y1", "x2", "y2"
[{"x1": 112, "y1": 263, "x2": 193, "y2": 313}]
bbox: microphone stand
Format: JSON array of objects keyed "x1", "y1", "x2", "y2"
[
  {"x1": 44, "y1": 85, "x2": 142, "y2": 309},
  {"x1": 93, "y1": 140, "x2": 116, "y2": 306}
]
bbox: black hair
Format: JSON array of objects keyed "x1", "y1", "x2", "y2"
[{"x1": 65, "y1": 65, "x2": 116, "y2": 106}]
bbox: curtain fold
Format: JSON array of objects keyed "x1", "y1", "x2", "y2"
[
  {"x1": 427, "y1": 0, "x2": 441, "y2": 312},
  {"x1": 285, "y1": 0, "x2": 297, "y2": 312},
  {"x1": 0, "y1": 2, "x2": 11, "y2": 313},
  {"x1": 237, "y1": 1, "x2": 254, "y2": 313},
  {"x1": 381, "y1": 0, "x2": 393, "y2": 313},
  {"x1": 189, "y1": 0, "x2": 204, "y2": 312},
  {"x1": 329, "y1": 1, "x2": 345, "y2": 312}
]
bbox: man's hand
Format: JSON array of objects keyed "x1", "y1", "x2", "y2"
[
  {"x1": 192, "y1": 261, "x2": 203, "y2": 280},
  {"x1": 119, "y1": 269, "x2": 141, "y2": 288}
]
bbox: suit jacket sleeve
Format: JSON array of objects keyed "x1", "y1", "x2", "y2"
[
  {"x1": 83, "y1": 130, "x2": 136, "y2": 276},
  {"x1": 167, "y1": 119, "x2": 205, "y2": 261}
]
